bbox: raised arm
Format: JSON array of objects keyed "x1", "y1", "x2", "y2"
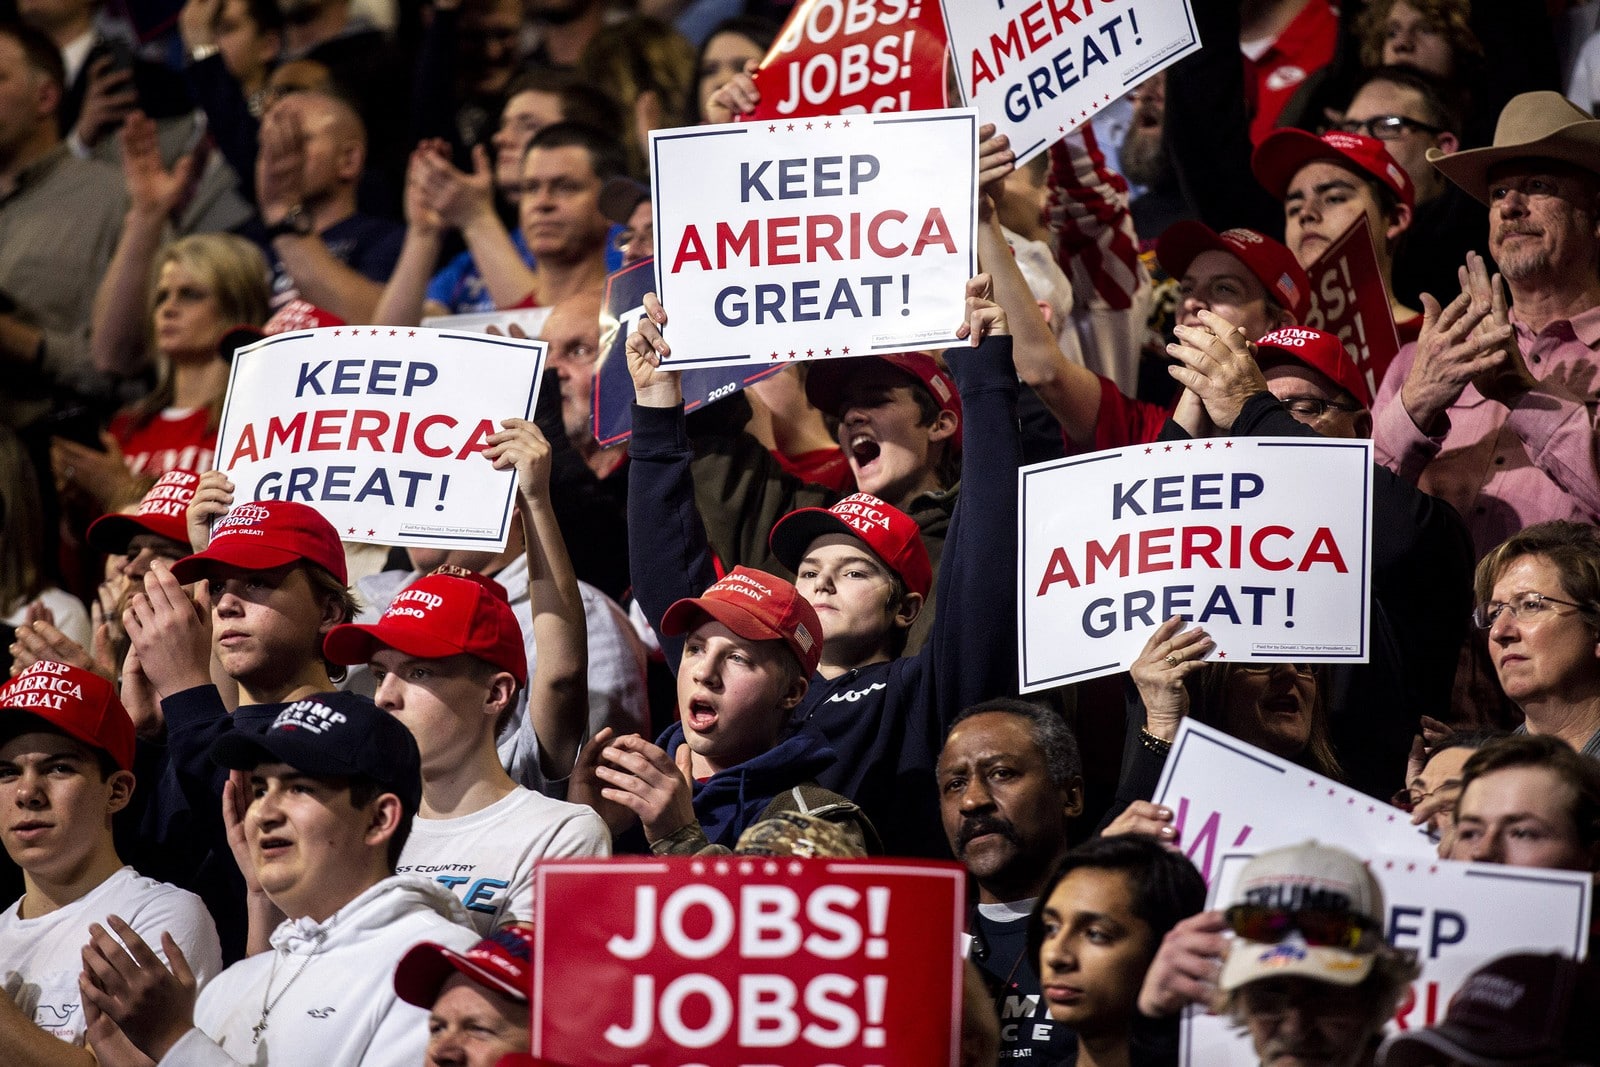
[
  {"x1": 485, "y1": 417, "x2": 589, "y2": 776},
  {"x1": 371, "y1": 141, "x2": 451, "y2": 327},
  {"x1": 443, "y1": 147, "x2": 538, "y2": 310}
]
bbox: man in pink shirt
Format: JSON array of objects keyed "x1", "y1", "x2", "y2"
[{"x1": 1372, "y1": 91, "x2": 1600, "y2": 559}]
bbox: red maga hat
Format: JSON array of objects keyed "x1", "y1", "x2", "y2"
[
  {"x1": 87, "y1": 469, "x2": 199, "y2": 556},
  {"x1": 1255, "y1": 326, "x2": 1372, "y2": 408},
  {"x1": 661, "y1": 567, "x2": 823, "y2": 677},
  {"x1": 1157, "y1": 221, "x2": 1311, "y2": 322},
  {"x1": 768, "y1": 492, "x2": 933, "y2": 599},
  {"x1": 1252, "y1": 128, "x2": 1415, "y2": 209},
  {"x1": 0, "y1": 661, "x2": 136, "y2": 771},
  {"x1": 169, "y1": 499, "x2": 347, "y2": 585}
]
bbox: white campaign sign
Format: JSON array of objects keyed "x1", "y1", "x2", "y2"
[
  {"x1": 1184, "y1": 850, "x2": 1592, "y2": 1065},
  {"x1": 650, "y1": 108, "x2": 977, "y2": 370},
  {"x1": 1151, "y1": 721, "x2": 1436, "y2": 886},
  {"x1": 1018, "y1": 437, "x2": 1375, "y2": 690},
  {"x1": 942, "y1": 0, "x2": 1202, "y2": 165},
  {"x1": 215, "y1": 326, "x2": 545, "y2": 550},
  {"x1": 420, "y1": 307, "x2": 551, "y2": 337}
]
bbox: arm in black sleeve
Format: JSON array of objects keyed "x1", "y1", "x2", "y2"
[
  {"x1": 628, "y1": 402, "x2": 720, "y2": 674},
  {"x1": 1163, "y1": 0, "x2": 1282, "y2": 235},
  {"x1": 155, "y1": 684, "x2": 235, "y2": 846},
  {"x1": 183, "y1": 55, "x2": 260, "y2": 205}
]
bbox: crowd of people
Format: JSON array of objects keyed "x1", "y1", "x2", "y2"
[{"x1": 1, "y1": 0, "x2": 1600, "y2": 1064}]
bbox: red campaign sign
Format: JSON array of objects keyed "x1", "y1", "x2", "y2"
[
  {"x1": 1299, "y1": 219, "x2": 1402, "y2": 400},
  {"x1": 750, "y1": 0, "x2": 950, "y2": 120},
  {"x1": 531, "y1": 857, "x2": 966, "y2": 1066}
]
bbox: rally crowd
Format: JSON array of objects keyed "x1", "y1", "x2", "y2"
[{"x1": 1, "y1": 0, "x2": 1600, "y2": 1064}]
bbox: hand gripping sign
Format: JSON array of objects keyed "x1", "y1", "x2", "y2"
[
  {"x1": 750, "y1": 0, "x2": 951, "y2": 120},
  {"x1": 215, "y1": 326, "x2": 544, "y2": 551},
  {"x1": 1018, "y1": 437, "x2": 1375, "y2": 690},
  {"x1": 531, "y1": 857, "x2": 966, "y2": 1066},
  {"x1": 942, "y1": 0, "x2": 1202, "y2": 165},
  {"x1": 1182, "y1": 848, "x2": 1591, "y2": 1066},
  {"x1": 650, "y1": 109, "x2": 977, "y2": 371}
]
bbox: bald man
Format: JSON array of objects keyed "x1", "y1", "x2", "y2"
[{"x1": 257, "y1": 89, "x2": 402, "y2": 325}]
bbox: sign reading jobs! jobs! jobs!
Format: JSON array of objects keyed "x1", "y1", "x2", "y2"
[
  {"x1": 1018, "y1": 437, "x2": 1375, "y2": 690},
  {"x1": 532, "y1": 857, "x2": 967, "y2": 1066},
  {"x1": 649, "y1": 109, "x2": 977, "y2": 372},
  {"x1": 215, "y1": 327, "x2": 544, "y2": 551},
  {"x1": 942, "y1": 0, "x2": 1201, "y2": 165}
]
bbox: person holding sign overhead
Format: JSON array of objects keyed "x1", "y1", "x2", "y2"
[{"x1": 617, "y1": 275, "x2": 1021, "y2": 857}]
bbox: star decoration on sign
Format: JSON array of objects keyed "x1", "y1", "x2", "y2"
[
  {"x1": 408, "y1": 330, "x2": 416, "y2": 337},
  {"x1": 1184, "y1": 443, "x2": 1192, "y2": 450},
  {"x1": 389, "y1": 329, "x2": 397, "y2": 336},
  {"x1": 1204, "y1": 442, "x2": 1213, "y2": 449},
  {"x1": 1164, "y1": 445, "x2": 1173, "y2": 452},
  {"x1": 842, "y1": 120, "x2": 851, "y2": 127},
  {"x1": 332, "y1": 329, "x2": 341, "y2": 336},
  {"x1": 805, "y1": 122, "x2": 813, "y2": 130},
  {"x1": 842, "y1": 346, "x2": 851, "y2": 354},
  {"x1": 367, "y1": 529, "x2": 375, "y2": 537},
  {"x1": 786, "y1": 123, "x2": 795, "y2": 131},
  {"x1": 347, "y1": 527, "x2": 356, "y2": 534},
  {"x1": 824, "y1": 121, "x2": 832, "y2": 128},
  {"x1": 806, "y1": 348, "x2": 814, "y2": 356},
  {"x1": 1144, "y1": 447, "x2": 1152, "y2": 454},
  {"x1": 768, "y1": 124, "x2": 776, "y2": 132}
]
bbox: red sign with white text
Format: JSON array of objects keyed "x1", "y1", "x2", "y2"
[
  {"x1": 1300, "y1": 219, "x2": 1402, "y2": 400},
  {"x1": 751, "y1": 0, "x2": 950, "y2": 120},
  {"x1": 531, "y1": 858, "x2": 966, "y2": 1066}
]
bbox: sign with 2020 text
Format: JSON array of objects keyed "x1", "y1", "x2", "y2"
[
  {"x1": 650, "y1": 110, "x2": 977, "y2": 371},
  {"x1": 1018, "y1": 437, "x2": 1374, "y2": 689},
  {"x1": 216, "y1": 327, "x2": 544, "y2": 550}
]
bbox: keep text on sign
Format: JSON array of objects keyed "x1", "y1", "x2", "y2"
[
  {"x1": 1018, "y1": 437, "x2": 1374, "y2": 689},
  {"x1": 941, "y1": 0, "x2": 1201, "y2": 164},
  {"x1": 650, "y1": 111, "x2": 977, "y2": 372},
  {"x1": 532, "y1": 858, "x2": 966, "y2": 1066},
  {"x1": 215, "y1": 327, "x2": 543, "y2": 550}
]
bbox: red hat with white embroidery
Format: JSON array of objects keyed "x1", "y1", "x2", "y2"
[
  {"x1": 0, "y1": 661, "x2": 136, "y2": 771},
  {"x1": 169, "y1": 499, "x2": 347, "y2": 585},
  {"x1": 1156, "y1": 221, "x2": 1311, "y2": 322},
  {"x1": 323, "y1": 566, "x2": 527, "y2": 685},
  {"x1": 768, "y1": 492, "x2": 933, "y2": 599},
  {"x1": 395, "y1": 923, "x2": 537, "y2": 1006},
  {"x1": 1252, "y1": 128, "x2": 1416, "y2": 209},
  {"x1": 1255, "y1": 326, "x2": 1372, "y2": 408},
  {"x1": 661, "y1": 567, "x2": 823, "y2": 677},
  {"x1": 87, "y1": 469, "x2": 200, "y2": 556}
]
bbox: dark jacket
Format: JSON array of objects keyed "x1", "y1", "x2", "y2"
[{"x1": 629, "y1": 337, "x2": 1022, "y2": 856}]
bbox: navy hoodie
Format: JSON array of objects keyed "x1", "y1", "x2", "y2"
[{"x1": 629, "y1": 336, "x2": 1021, "y2": 857}]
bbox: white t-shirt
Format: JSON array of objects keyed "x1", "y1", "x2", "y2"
[
  {"x1": 397, "y1": 787, "x2": 610, "y2": 935},
  {"x1": 0, "y1": 866, "x2": 223, "y2": 1045}
]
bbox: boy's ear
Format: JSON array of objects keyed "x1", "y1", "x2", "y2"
[
  {"x1": 105, "y1": 769, "x2": 135, "y2": 816},
  {"x1": 927, "y1": 408, "x2": 959, "y2": 443},
  {"x1": 483, "y1": 671, "x2": 518, "y2": 719},
  {"x1": 777, "y1": 672, "x2": 808, "y2": 712},
  {"x1": 893, "y1": 590, "x2": 924, "y2": 630},
  {"x1": 364, "y1": 793, "x2": 404, "y2": 849}
]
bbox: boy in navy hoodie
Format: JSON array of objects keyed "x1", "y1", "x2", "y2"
[
  {"x1": 575, "y1": 568, "x2": 875, "y2": 855},
  {"x1": 620, "y1": 278, "x2": 1019, "y2": 856}
]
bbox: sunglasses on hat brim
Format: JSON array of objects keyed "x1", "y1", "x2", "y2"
[{"x1": 1225, "y1": 904, "x2": 1382, "y2": 952}]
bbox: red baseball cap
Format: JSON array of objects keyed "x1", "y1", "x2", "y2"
[
  {"x1": 661, "y1": 567, "x2": 823, "y2": 677},
  {"x1": 323, "y1": 566, "x2": 527, "y2": 685},
  {"x1": 0, "y1": 661, "x2": 136, "y2": 771},
  {"x1": 804, "y1": 353, "x2": 964, "y2": 452},
  {"x1": 1255, "y1": 326, "x2": 1372, "y2": 408},
  {"x1": 768, "y1": 492, "x2": 933, "y2": 599},
  {"x1": 86, "y1": 469, "x2": 199, "y2": 556},
  {"x1": 394, "y1": 922, "x2": 536, "y2": 1007},
  {"x1": 1156, "y1": 221, "x2": 1311, "y2": 322},
  {"x1": 169, "y1": 499, "x2": 347, "y2": 585},
  {"x1": 1252, "y1": 129, "x2": 1416, "y2": 209}
]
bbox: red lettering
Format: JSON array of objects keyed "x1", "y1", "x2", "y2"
[
  {"x1": 1035, "y1": 547, "x2": 1079, "y2": 595},
  {"x1": 912, "y1": 207, "x2": 956, "y2": 255},
  {"x1": 1046, "y1": 0, "x2": 1088, "y2": 34},
  {"x1": 455, "y1": 419, "x2": 497, "y2": 459},
  {"x1": 1138, "y1": 527, "x2": 1173, "y2": 573},
  {"x1": 1182, "y1": 526, "x2": 1222, "y2": 568},
  {"x1": 1021, "y1": 2, "x2": 1050, "y2": 50},
  {"x1": 807, "y1": 214, "x2": 843, "y2": 262},
  {"x1": 349, "y1": 409, "x2": 388, "y2": 452},
  {"x1": 1085, "y1": 534, "x2": 1130, "y2": 583},
  {"x1": 415, "y1": 414, "x2": 457, "y2": 458},
  {"x1": 1298, "y1": 527, "x2": 1348, "y2": 572},
  {"x1": 867, "y1": 209, "x2": 908, "y2": 257},
  {"x1": 308, "y1": 409, "x2": 344, "y2": 451},
  {"x1": 670, "y1": 225, "x2": 710, "y2": 272},
  {"x1": 266, "y1": 413, "x2": 306, "y2": 456},
  {"x1": 768, "y1": 216, "x2": 800, "y2": 265},
  {"x1": 716, "y1": 220, "x2": 758, "y2": 269},
  {"x1": 1250, "y1": 525, "x2": 1294, "y2": 570}
]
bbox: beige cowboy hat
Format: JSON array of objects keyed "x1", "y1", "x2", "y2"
[{"x1": 1430, "y1": 91, "x2": 1600, "y2": 204}]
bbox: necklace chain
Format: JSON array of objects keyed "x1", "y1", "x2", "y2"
[{"x1": 252, "y1": 927, "x2": 329, "y2": 1045}]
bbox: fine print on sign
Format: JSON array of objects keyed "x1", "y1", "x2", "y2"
[
  {"x1": 1183, "y1": 849, "x2": 1591, "y2": 1066},
  {"x1": 532, "y1": 858, "x2": 966, "y2": 1066},
  {"x1": 215, "y1": 327, "x2": 545, "y2": 550},
  {"x1": 1017, "y1": 437, "x2": 1375, "y2": 690},
  {"x1": 941, "y1": 0, "x2": 1202, "y2": 164},
  {"x1": 650, "y1": 109, "x2": 977, "y2": 372},
  {"x1": 753, "y1": 0, "x2": 951, "y2": 119}
]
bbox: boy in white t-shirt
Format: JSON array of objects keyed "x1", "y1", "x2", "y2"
[
  {"x1": 324, "y1": 419, "x2": 609, "y2": 934},
  {"x1": 0, "y1": 660, "x2": 222, "y2": 1059}
]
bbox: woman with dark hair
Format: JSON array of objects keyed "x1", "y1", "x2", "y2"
[
  {"x1": 1029, "y1": 835, "x2": 1206, "y2": 1067},
  {"x1": 690, "y1": 16, "x2": 778, "y2": 124}
]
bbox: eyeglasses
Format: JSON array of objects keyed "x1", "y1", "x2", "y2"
[
  {"x1": 1225, "y1": 904, "x2": 1380, "y2": 952},
  {"x1": 1472, "y1": 591, "x2": 1588, "y2": 629},
  {"x1": 1234, "y1": 663, "x2": 1317, "y2": 677},
  {"x1": 1280, "y1": 396, "x2": 1362, "y2": 419},
  {"x1": 1331, "y1": 114, "x2": 1444, "y2": 141}
]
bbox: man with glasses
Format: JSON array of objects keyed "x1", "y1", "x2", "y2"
[
  {"x1": 1137, "y1": 841, "x2": 1418, "y2": 1067},
  {"x1": 1333, "y1": 65, "x2": 1488, "y2": 314}
]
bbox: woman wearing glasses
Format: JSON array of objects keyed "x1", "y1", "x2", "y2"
[
  {"x1": 1028, "y1": 835, "x2": 1206, "y2": 1067},
  {"x1": 1472, "y1": 521, "x2": 1600, "y2": 758}
]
